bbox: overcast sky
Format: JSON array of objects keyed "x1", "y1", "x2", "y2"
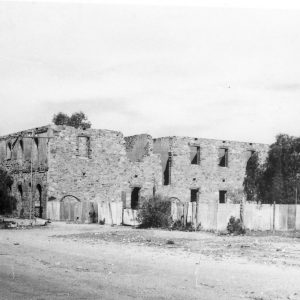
[{"x1": 1, "y1": 0, "x2": 300, "y2": 143}]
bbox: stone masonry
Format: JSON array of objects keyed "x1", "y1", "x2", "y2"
[
  {"x1": 153, "y1": 137, "x2": 269, "y2": 204},
  {"x1": 0, "y1": 124, "x2": 269, "y2": 221}
]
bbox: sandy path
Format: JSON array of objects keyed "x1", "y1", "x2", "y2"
[{"x1": 0, "y1": 223, "x2": 300, "y2": 300}]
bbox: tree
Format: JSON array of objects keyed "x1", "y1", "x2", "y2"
[
  {"x1": 243, "y1": 152, "x2": 261, "y2": 202},
  {"x1": 52, "y1": 111, "x2": 91, "y2": 129},
  {"x1": 68, "y1": 112, "x2": 91, "y2": 129},
  {"x1": 244, "y1": 134, "x2": 300, "y2": 204},
  {"x1": 0, "y1": 167, "x2": 14, "y2": 214},
  {"x1": 52, "y1": 112, "x2": 70, "y2": 126}
]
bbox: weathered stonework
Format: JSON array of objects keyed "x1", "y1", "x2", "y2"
[
  {"x1": 0, "y1": 124, "x2": 269, "y2": 221},
  {"x1": 0, "y1": 126, "x2": 49, "y2": 218},
  {"x1": 153, "y1": 137, "x2": 269, "y2": 204}
]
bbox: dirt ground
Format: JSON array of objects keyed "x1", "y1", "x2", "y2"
[{"x1": 1, "y1": 223, "x2": 300, "y2": 300}]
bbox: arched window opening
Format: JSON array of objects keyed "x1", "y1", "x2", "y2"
[
  {"x1": 17, "y1": 184, "x2": 23, "y2": 201},
  {"x1": 34, "y1": 184, "x2": 42, "y2": 218}
]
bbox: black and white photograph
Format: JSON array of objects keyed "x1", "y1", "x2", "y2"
[{"x1": 1, "y1": 0, "x2": 300, "y2": 299}]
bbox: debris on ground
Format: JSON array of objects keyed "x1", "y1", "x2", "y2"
[{"x1": 0, "y1": 216, "x2": 49, "y2": 229}]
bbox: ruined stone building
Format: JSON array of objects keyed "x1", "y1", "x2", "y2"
[{"x1": 0, "y1": 125, "x2": 269, "y2": 221}]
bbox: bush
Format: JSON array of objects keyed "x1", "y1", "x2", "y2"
[
  {"x1": 171, "y1": 220, "x2": 201, "y2": 231},
  {"x1": 227, "y1": 216, "x2": 245, "y2": 235},
  {"x1": 137, "y1": 196, "x2": 172, "y2": 228}
]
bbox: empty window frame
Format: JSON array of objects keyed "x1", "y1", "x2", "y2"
[
  {"x1": 31, "y1": 137, "x2": 39, "y2": 167},
  {"x1": 18, "y1": 140, "x2": 24, "y2": 161},
  {"x1": 131, "y1": 187, "x2": 141, "y2": 209},
  {"x1": 245, "y1": 150, "x2": 255, "y2": 162},
  {"x1": 17, "y1": 184, "x2": 23, "y2": 201},
  {"x1": 163, "y1": 152, "x2": 172, "y2": 185},
  {"x1": 218, "y1": 148, "x2": 228, "y2": 167},
  {"x1": 190, "y1": 189, "x2": 199, "y2": 202},
  {"x1": 77, "y1": 136, "x2": 91, "y2": 158},
  {"x1": 190, "y1": 146, "x2": 200, "y2": 165},
  {"x1": 219, "y1": 190, "x2": 227, "y2": 203},
  {"x1": 6, "y1": 142, "x2": 12, "y2": 160}
]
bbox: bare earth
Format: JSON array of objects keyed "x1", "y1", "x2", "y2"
[{"x1": 1, "y1": 223, "x2": 300, "y2": 300}]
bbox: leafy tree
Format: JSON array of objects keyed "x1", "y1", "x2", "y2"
[
  {"x1": 244, "y1": 134, "x2": 300, "y2": 204},
  {"x1": 0, "y1": 167, "x2": 14, "y2": 214},
  {"x1": 52, "y1": 112, "x2": 70, "y2": 126},
  {"x1": 243, "y1": 152, "x2": 261, "y2": 202},
  {"x1": 68, "y1": 112, "x2": 91, "y2": 129},
  {"x1": 52, "y1": 111, "x2": 91, "y2": 129}
]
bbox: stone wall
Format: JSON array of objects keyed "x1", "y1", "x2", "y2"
[
  {"x1": 123, "y1": 134, "x2": 162, "y2": 208},
  {"x1": 153, "y1": 137, "x2": 269, "y2": 204},
  {"x1": 0, "y1": 126, "x2": 50, "y2": 218},
  {"x1": 0, "y1": 125, "x2": 270, "y2": 221},
  {"x1": 47, "y1": 126, "x2": 129, "y2": 205},
  {"x1": 124, "y1": 134, "x2": 152, "y2": 162}
]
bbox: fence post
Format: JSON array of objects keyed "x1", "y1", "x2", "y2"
[
  {"x1": 240, "y1": 197, "x2": 245, "y2": 229},
  {"x1": 273, "y1": 201, "x2": 276, "y2": 233}
]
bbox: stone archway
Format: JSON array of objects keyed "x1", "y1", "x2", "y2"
[{"x1": 60, "y1": 195, "x2": 82, "y2": 222}]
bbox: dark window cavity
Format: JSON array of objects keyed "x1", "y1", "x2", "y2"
[
  {"x1": 219, "y1": 190, "x2": 227, "y2": 203},
  {"x1": 131, "y1": 187, "x2": 141, "y2": 209},
  {"x1": 6, "y1": 142, "x2": 12, "y2": 160},
  {"x1": 190, "y1": 189, "x2": 199, "y2": 202},
  {"x1": 219, "y1": 148, "x2": 228, "y2": 167},
  {"x1": 190, "y1": 146, "x2": 200, "y2": 165},
  {"x1": 18, "y1": 184, "x2": 23, "y2": 201},
  {"x1": 246, "y1": 150, "x2": 255, "y2": 162},
  {"x1": 35, "y1": 184, "x2": 42, "y2": 218},
  {"x1": 164, "y1": 152, "x2": 172, "y2": 185}
]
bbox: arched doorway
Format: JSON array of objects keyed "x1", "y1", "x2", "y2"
[
  {"x1": 34, "y1": 184, "x2": 42, "y2": 218},
  {"x1": 17, "y1": 184, "x2": 24, "y2": 217},
  {"x1": 60, "y1": 195, "x2": 82, "y2": 222}
]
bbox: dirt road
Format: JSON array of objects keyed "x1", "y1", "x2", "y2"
[{"x1": 1, "y1": 223, "x2": 300, "y2": 300}]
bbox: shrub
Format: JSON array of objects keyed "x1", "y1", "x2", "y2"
[
  {"x1": 171, "y1": 220, "x2": 200, "y2": 231},
  {"x1": 137, "y1": 196, "x2": 172, "y2": 228},
  {"x1": 227, "y1": 216, "x2": 245, "y2": 235}
]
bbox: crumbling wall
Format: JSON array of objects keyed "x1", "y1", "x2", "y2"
[
  {"x1": 153, "y1": 137, "x2": 269, "y2": 204},
  {"x1": 0, "y1": 126, "x2": 50, "y2": 218},
  {"x1": 47, "y1": 126, "x2": 129, "y2": 206},
  {"x1": 124, "y1": 134, "x2": 153, "y2": 162},
  {"x1": 122, "y1": 134, "x2": 162, "y2": 209}
]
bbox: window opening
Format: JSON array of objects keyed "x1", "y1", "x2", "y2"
[
  {"x1": 190, "y1": 146, "x2": 200, "y2": 165},
  {"x1": 190, "y1": 189, "x2": 199, "y2": 202},
  {"x1": 163, "y1": 152, "x2": 172, "y2": 185},
  {"x1": 131, "y1": 187, "x2": 141, "y2": 209},
  {"x1": 219, "y1": 148, "x2": 228, "y2": 167},
  {"x1": 219, "y1": 190, "x2": 227, "y2": 203}
]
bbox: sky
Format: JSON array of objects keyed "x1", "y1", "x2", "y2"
[{"x1": 1, "y1": 0, "x2": 300, "y2": 144}]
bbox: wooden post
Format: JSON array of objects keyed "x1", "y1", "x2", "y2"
[
  {"x1": 240, "y1": 196, "x2": 245, "y2": 229},
  {"x1": 273, "y1": 200, "x2": 276, "y2": 233},
  {"x1": 195, "y1": 190, "x2": 199, "y2": 231}
]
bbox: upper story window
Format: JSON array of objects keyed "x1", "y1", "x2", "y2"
[
  {"x1": 245, "y1": 150, "x2": 255, "y2": 162},
  {"x1": 32, "y1": 137, "x2": 39, "y2": 166},
  {"x1": 6, "y1": 142, "x2": 12, "y2": 160},
  {"x1": 18, "y1": 140, "x2": 24, "y2": 161},
  {"x1": 190, "y1": 146, "x2": 200, "y2": 165},
  {"x1": 77, "y1": 136, "x2": 91, "y2": 158},
  {"x1": 163, "y1": 152, "x2": 172, "y2": 186},
  {"x1": 218, "y1": 148, "x2": 228, "y2": 167}
]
